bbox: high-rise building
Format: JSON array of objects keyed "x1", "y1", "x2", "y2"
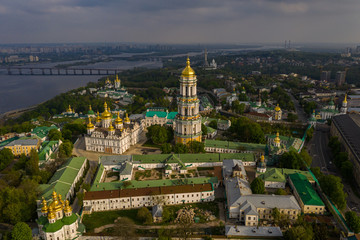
[
  {"x1": 336, "y1": 71, "x2": 346, "y2": 86},
  {"x1": 320, "y1": 71, "x2": 331, "y2": 82},
  {"x1": 204, "y1": 49, "x2": 209, "y2": 67},
  {"x1": 174, "y1": 58, "x2": 202, "y2": 144}
]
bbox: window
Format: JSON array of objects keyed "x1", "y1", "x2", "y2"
[{"x1": 248, "y1": 217, "x2": 251, "y2": 220}]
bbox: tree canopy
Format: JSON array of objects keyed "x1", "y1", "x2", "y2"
[
  {"x1": 11, "y1": 222, "x2": 32, "y2": 240},
  {"x1": 250, "y1": 177, "x2": 265, "y2": 194},
  {"x1": 319, "y1": 175, "x2": 347, "y2": 210},
  {"x1": 345, "y1": 211, "x2": 360, "y2": 233}
]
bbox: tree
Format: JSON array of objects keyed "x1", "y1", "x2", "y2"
[
  {"x1": 48, "y1": 129, "x2": 62, "y2": 141},
  {"x1": 201, "y1": 124, "x2": 208, "y2": 136},
  {"x1": 287, "y1": 113, "x2": 298, "y2": 122},
  {"x1": 319, "y1": 175, "x2": 347, "y2": 210},
  {"x1": 137, "y1": 207, "x2": 153, "y2": 224},
  {"x1": 345, "y1": 211, "x2": 360, "y2": 233},
  {"x1": 58, "y1": 140, "x2": 73, "y2": 158},
  {"x1": 272, "y1": 207, "x2": 281, "y2": 225},
  {"x1": 11, "y1": 222, "x2": 32, "y2": 240},
  {"x1": 228, "y1": 117, "x2": 265, "y2": 144},
  {"x1": 188, "y1": 141, "x2": 205, "y2": 153},
  {"x1": 113, "y1": 217, "x2": 137, "y2": 239},
  {"x1": 14, "y1": 153, "x2": 28, "y2": 170},
  {"x1": 341, "y1": 160, "x2": 353, "y2": 182},
  {"x1": 284, "y1": 225, "x2": 314, "y2": 240},
  {"x1": 306, "y1": 127, "x2": 314, "y2": 141},
  {"x1": 161, "y1": 143, "x2": 173, "y2": 154},
  {"x1": 310, "y1": 167, "x2": 323, "y2": 180},
  {"x1": 173, "y1": 143, "x2": 188, "y2": 154},
  {"x1": 122, "y1": 181, "x2": 132, "y2": 189},
  {"x1": 209, "y1": 120, "x2": 218, "y2": 129},
  {"x1": 304, "y1": 101, "x2": 317, "y2": 114},
  {"x1": 0, "y1": 148, "x2": 14, "y2": 171},
  {"x1": 300, "y1": 148, "x2": 312, "y2": 167},
  {"x1": 250, "y1": 177, "x2": 265, "y2": 194},
  {"x1": 147, "y1": 125, "x2": 169, "y2": 145},
  {"x1": 275, "y1": 188, "x2": 287, "y2": 195},
  {"x1": 62, "y1": 129, "x2": 72, "y2": 141},
  {"x1": 279, "y1": 150, "x2": 304, "y2": 170},
  {"x1": 334, "y1": 152, "x2": 348, "y2": 168},
  {"x1": 25, "y1": 149, "x2": 39, "y2": 176}
]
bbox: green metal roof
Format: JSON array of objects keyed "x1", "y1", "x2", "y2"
[
  {"x1": 38, "y1": 141, "x2": 59, "y2": 161},
  {"x1": 32, "y1": 125, "x2": 59, "y2": 139},
  {"x1": 258, "y1": 168, "x2": 315, "y2": 183},
  {"x1": 93, "y1": 163, "x2": 104, "y2": 184},
  {"x1": 205, "y1": 139, "x2": 266, "y2": 152},
  {"x1": 0, "y1": 136, "x2": 18, "y2": 148},
  {"x1": 146, "y1": 111, "x2": 167, "y2": 118},
  {"x1": 39, "y1": 157, "x2": 86, "y2": 201},
  {"x1": 167, "y1": 112, "x2": 178, "y2": 119},
  {"x1": 90, "y1": 177, "x2": 218, "y2": 192},
  {"x1": 289, "y1": 173, "x2": 324, "y2": 206}
]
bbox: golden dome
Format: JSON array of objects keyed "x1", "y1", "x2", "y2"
[
  {"x1": 67, "y1": 105, "x2": 72, "y2": 113},
  {"x1": 274, "y1": 132, "x2": 280, "y2": 143},
  {"x1": 115, "y1": 112, "x2": 123, "y2": 124},
  {"x1": 115, "y1": 75, "x2": 120, "y2": 82},
  {"x1": 41, "y1": 197, "x2": 48, "y2": 213},
  {"x1": 124, "y1": 113, "x2": 130, "y2": 123},
  {"x1": 47, "y1": 207, "x2": 56, "y2": 220},
  {"x1": 49, "y1": 190, "x2": 63, "y2": 212},
  {"x1": 105, "y1": 77, "x2": 111, "y2": 84},
  {"x1": 108, "y1": 124, "x2": 115, "y2": 132},
  {"x1": 87, "y1": 117, "x2": 94, "y2": 129},
  {"x1": 275, "y1": 104, "x2": 281, "y2": 112},
  {"x1": 344, "y1": 94, "x2": 347, "y2": 103},
  {"x1": 181, "y1": 57, "x2": 195, "y2": 78},
  {"x1": 260, "y1": 155, "x2": 265, "y2": 162},
  {"x1": 63, "y1": 200, "x2": 72, "y2": 214},
  {"x1": 96, "y1": 111, "x2": 101, "y2": 122},
  {"x1": 101, "y1": 102, "x2": 112, "y2": 119}
]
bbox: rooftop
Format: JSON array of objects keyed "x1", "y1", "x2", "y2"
[
  {"x1": 32, "y1": 125, "x2": 59, "y2": 139},
  {"x1": 225, "y1": 225, "x2": 283, "y2": 237},
  {"x1": 258, "y1": 168, "x2": 315, "y2": 183},
  {"x1": 289, "y1": 173, "x2": 324, "y2": 206},
  {"x1": 5, "y1": 138, "x2": 39, "y2": 147},
  {"x1": 205, "y1": 139, "x2": 266, "y2": 152}
]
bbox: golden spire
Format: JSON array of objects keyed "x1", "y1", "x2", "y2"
[
  {"x1": 115, "y1": 75, "x2": 120, "y2": 82},
  {"x1": 108, "y1": 124, "x2": 115, "y2": 132},
  {"x1": 89, "y1": 105, "x2": 92, "y2": 111},
  {"x1": 41, "y1": 197, "x2": 48, "y2": 213},
  {"x1": 63, "y1": 200, "x2": 72, "y2": 214},
  {"x1": 87, "y1": 117, "x2": 94, "y2": 129},
  {"x1": 115, "y1": 112, "x2": 123, "y2": 124},
  {"x1": 274, "y1": 132, "x2": 280, "y2": 144},
  {"x1": 124, "y1": 113, "x2": 130, "y2": 123},
  {"x1": 181, "y1": 57, "x2": 195, "y2": 78},
  {"x1": 260, "y1": 155, "x2": 265, "y2": 162},
  {"x1": 344, "y1": 94, "x2": 347, "y2": 103},
  {"x1": 67, "y1": 105, "x2": 72, "y2": 113},
  {"x1": 52, "y1": 190, "x2": 57, "y2": 200},
  {"x1": 101, "y1": 102, "x2": 111, "y2": 119},
  {"x1": 96, "y1": 111, "x2": 101, "y2": 122}
]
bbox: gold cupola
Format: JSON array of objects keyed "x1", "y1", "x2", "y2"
[
  {"x1": 275, "y1": 104, "x2": 281, "y2": 112},
  {"x1": 105, "y1": 77, "x2": 111, "y2": 85},
  {"x1": 124, "y1": 113, "x2": 130, "y2": 124},
  {"x1": 181, "y1": 57, "x2": 195, "y2": 78},
  {"x1": 49, "y1": 190, "x2": 63, "y2": 212},
  {"x1": 101, "y1": 102, "x2": 112, "y2": 119},
  {"x1": 63, "y1": 200, "x2": 72, "y2": 215},
  {"x1": 343, "y1": 94, "x2": 347, "y2": 104},
  {"x1": 96, "y1": 111, "x2": 101, "y2": 123},
  {"x1": 67, "y1": 105, "x2": 72, "y2": 113},
  {"x1": 47, "y1": 206, "x2": 56, "y2": 220},
  {"x1": 108, "y1": 124, "x2": 115, "y2": 132},
  {"x1": 274, "y1": 132, "x2": 281, "y2": 144},
  {"x1": 115, "y1": 112, "x2": 123, "y2": 124},
  {"x1": 260, "y1": 155, "x2": 265, "y2": 162},
  {"x1": 115, "y1": 75, "x2": 120, "y2": 82},
  {"x1": 41, "y1": 197, "x2": 48, "y2": 214},
  {"x1": 86, "y1": 117, "x2": 94, "y2": 129}
]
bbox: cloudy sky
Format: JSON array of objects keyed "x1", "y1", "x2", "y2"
[{"x1": 1, "y1": 0, "x2": 360, "y2": 44}]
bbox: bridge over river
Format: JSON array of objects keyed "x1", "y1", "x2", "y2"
[{"x1": 2, "y1": 67, "x2": 122, "y2": 75}]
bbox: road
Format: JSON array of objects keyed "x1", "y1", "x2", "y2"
[
  {"x1": 287, "y1": 92, "x2": 307, "y2": 122},
  {"x1": 309, "y1": 124, "x2": 360, "y2": 212}
]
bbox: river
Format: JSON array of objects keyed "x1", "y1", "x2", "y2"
[{"x1": 0, "y1": 56, "x2": 162, "y2": 114}]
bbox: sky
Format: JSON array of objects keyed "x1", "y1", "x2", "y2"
[{"x1": 1, "y1": 0, "x2": 360, "y2": 44}]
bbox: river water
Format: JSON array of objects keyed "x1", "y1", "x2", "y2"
[{"x1": 0, "y1": 56, "x2": 162, "y2": 114}]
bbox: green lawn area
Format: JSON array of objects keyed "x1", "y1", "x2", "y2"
[{"x1": 82, "y1": 209, "x2": 141, "y2": 232}]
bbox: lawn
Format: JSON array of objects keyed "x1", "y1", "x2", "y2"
[{"x1": 82, "y1": 209, "x2": 141, "y2": 232}]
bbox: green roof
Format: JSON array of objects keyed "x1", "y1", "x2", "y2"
[
  {"x1": 258, "y1": 168, "x2": 315, "y2": 183},
  {"x1": 39, "y1": 157, "x2": 86, "y2": 201},
  {"x1": 167, "y1": 112, "x2": 178, "y2": 119},
  {"x1": 132, "y1": 153, "x2": 255, "y2": 164},
  {"x1": 42, "y1": 214, "x2": 78, "y2": 233},
  {"x1": 93, "y1": 163, "x2": 105, "y2": 184},
  {"x1": 146, "y1": 111, "x2": 167, "y2": 118},
  {"x1": 0, "y1": 136, "x2": 19, "y2": 148},
  {"x1": 205, "y1": 139, "x2": 266, "y2": 152},
  {"x1": 38, "y1": 141, "x2": 59, "y2": 161},
  {"x1": 32, "y1": 125, "x2": 59, "y2": 139},
  {"x1": 206, "y1": 127, "x2": 217, "y2": 134},
  {"x1": 90, "y1": 177, "x2": 218, "y2": 192},
  {"x1": 289, "y1": 173, "x2": 324, "y2": 206}
]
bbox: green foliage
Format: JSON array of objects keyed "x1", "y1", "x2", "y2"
[
  {"x1": 137, "y1": 207, "x2": 153, "y2": 224},
  {"x1": 0, "y1": 121, "x2": 35, "y2": 135},
  {"x1": 48, "y1": 129, "x2": 62, "y2": 141},
  {"x1": 270, "y1": 87, "x2": 295, "y2": 111},
  {"x1": 231, "y1": 100, "x2": 245, "y2": 114},
  {"x1": 284, "y1": 225, "x2": 314, "y2": 240},
  {"x1": 187, "y1": 141, "x2": 205, "y2": 153},
  {"x1": 310, "y1": 167, "x2": 323, "y2": 180},
  {"x1": 58, "y1": 140, "x2": 74, "y2": 158},
  {"x1": 62, "y1": 123, "x2": 86, "y2": 141},
  {"x1": 146, "y1": 125, "x2": 173, "y2": 145},
  {"x1": 319, "y1": 175, "x2": 347, "y2": 210},
  {"x1": 345, "y1": 211, "x2": 360, "y2": 233},
  {"x1": 341, "y1": 160, "x2": 353, "y2": 182},
  {"x1": 306, "y1": 127, "x2": 314, "y2": 141},
  {"x1": 201, "y1": 124, "x2": 208, "y2": 136},
  {"x1": 11, "y1": 222, "x2": 32, "y2": 240},
  {"x1": 272, "y1": 207, "x2": 281, "y2": 225},
  {"x1": 25, "y1": 149, "x2": 39, "y2": 176},
  {"x1": 0, "y1": 148, "x2": 14, "y2": 171},
  {"x1": 122, "y1": 181, "x2": 132, "y2": 189},
  {"x1": 303, "y1": 101, "x2": 317, "y2": 115},
  {"x1": 209, "y1": 120, "x2": 218, "y2": 129},
  {"x1": 173, "y1": 143, "x2": 188, "y2": 154},
  {"x1": 275, "y1": 188, "x2": 287, "y2": 195},
  {"x1": 299, "y1": 148, "x2": 312, "y2": 167},
  {"x1": 14, "y1": 153, "x2": 27, "y2": 170},
  {"x1": 227, "y1": 117, "x2": 265, "y2": 143},
  {"x1": 62, "y1": 129, "x2": 72, "y2": 141},
  {"x1": 279, "y1": 150, "x2": 304, "y2": 170},
  {"x1": 287, "y1": 113, "x2": 298, "y2": 122},
  {"x1": 250, "y1": 177, "x2": 265, "y2": 194},
  {"x1": 161, "y1": 143, "x2": 173, "y2": 154}
]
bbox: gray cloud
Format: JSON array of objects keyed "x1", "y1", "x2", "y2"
[{"x1": 0, "y1": 0, "x2": 359, "y2": 44}]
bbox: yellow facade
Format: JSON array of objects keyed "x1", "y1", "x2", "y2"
[
  {"x1": 5, "y1": 141, "x2": 40, "y2": 156},
  {"x1": 175, "y1": 135, "x2": 202, "y2": 144}
]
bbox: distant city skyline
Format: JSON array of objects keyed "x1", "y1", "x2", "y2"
[{"x1": 1, "y1": 0, "x2": 360, "y2": 44}]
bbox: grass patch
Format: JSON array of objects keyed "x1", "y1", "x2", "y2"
[{"x1": 82, "y1": 209, "x2": 141, "y2": 232}]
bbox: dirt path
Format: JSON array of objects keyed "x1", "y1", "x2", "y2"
[{"x1": 94, "y1": 220, "x2": 221, "y2": 233}]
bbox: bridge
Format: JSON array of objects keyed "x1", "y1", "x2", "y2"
[{"x1": 3, "y1": 67, "x2": 122, "y2": 75}]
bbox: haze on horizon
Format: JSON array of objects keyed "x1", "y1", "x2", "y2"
[{"x1": 1, "y1": 0, "x2": 360, "y2": 45}]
